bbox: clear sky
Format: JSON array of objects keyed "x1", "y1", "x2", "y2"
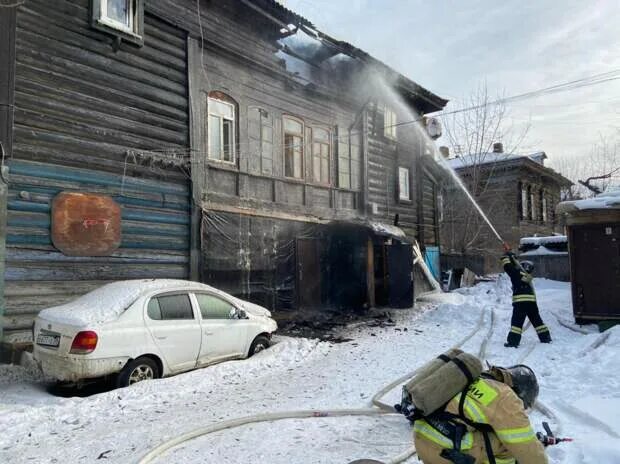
[{"x1": 284, "y1": 0, "x2": 620, "y2": 164}]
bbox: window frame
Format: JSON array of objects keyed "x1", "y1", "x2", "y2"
[
  {"x1": 398, "y1": 166, "x2": 412, "y2": 202},
  {"x1": 283, "y1": 115, "x2": 305, "y2": 180},
  {"x1": 312, "y1": 126, "x2": 331, "y2": 185},
  {"x1": 146, "y1": 292, "x2": 196, "y2": 321},
  {"x1": 207, "y1": 96, "x2": 237, "y2": 164},
  {"x1": 91, "y1": 0, "x2": 144, "y2": 46},
  {"x1": 193, "y1": 292, "x2": 239, "y2": 320},
  {"x1": 383, "y1": 106, "x2": 397, "y2": 140}
]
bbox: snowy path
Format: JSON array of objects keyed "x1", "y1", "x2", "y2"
[{"x1": 1, "y1": 277, "x2": 619, "y2": 463}]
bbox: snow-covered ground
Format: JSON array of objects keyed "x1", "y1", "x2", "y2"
[{"x1": 1, "y1": 277, "x2": 619, "y2": 463}]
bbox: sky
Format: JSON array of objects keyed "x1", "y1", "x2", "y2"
[{"x1": 284, "y1": 0, "x2": 620, "y2": 166}]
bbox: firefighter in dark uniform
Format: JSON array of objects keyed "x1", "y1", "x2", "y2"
[{"x1": 501, "y1": 245, "x2": 551, "y2": 347}]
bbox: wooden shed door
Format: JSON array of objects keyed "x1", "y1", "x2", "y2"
[
  {"x1": 572, "y1": 224, "x2": 620, "y2": 317},
  {"x1": 386, "y1": 242, "x2": 414, "y2": 308},
  {"x1": 297, "y1": 239, "x2": 321, "y2": 309}
]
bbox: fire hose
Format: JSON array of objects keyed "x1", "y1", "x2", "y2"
[{"x1": 138, "y1": 306, "x2": 566, "y2": 464}]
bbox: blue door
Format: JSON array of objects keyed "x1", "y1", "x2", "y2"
[{"x1": 424, "y1": 246, "x2": 441, "y2": 281}]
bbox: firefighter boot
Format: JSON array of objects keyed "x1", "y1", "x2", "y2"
[
  {"x1": 504, "y1": 328, "x2": 521, "y2": 348},
  {"x1": 537, "y1": 328, "x2": 552, "y2": 343}
]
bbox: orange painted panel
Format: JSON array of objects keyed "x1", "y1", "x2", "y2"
[{"x1": 51, "y1": 192, "x2": 121, "y2": 256}]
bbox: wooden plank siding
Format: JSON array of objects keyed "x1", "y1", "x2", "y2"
[
  {"x1": 4, "y1": 1, "x2": 191, "y2": 343},
  {"x1": 364, "y1": 111, "x2": 422, "y2": 240}
]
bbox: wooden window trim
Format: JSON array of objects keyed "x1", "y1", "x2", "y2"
[
  {"x1": 397, "y1": 166, "x2": 412, "y2": 203},
  {"x1": 91, "y1": 0, "x2": 144, "y2": 46},
  {"x1": 283, "y1": 115, "x2": 305, "y2": 180},
  {"x1": 207, "y1": 94, "x2": 237, "y2": 165},
  {"x1": 312, "y1": 126, "x2": 331, "y2": 186}
]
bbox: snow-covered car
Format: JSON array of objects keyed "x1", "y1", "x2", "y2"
[{"x1": 33, "y1": 279, "x2": 278, "y2": 387}]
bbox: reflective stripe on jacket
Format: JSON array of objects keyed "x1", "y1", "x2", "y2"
[
  {"x1": 501, "y1": 254, "x2": 537, "y2": 303},
  {"x1": 413, "y1": 378, "x2": 548, "y2": 464}
]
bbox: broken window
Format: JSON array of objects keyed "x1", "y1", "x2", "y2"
[
  {"x1": 91, "y1": 0, "x2": 144, "y2": 44},
  {"x1": 248, "y1": 107, "x2": 274, "y2": 175},
  {"x1": 283, "y1": 116, "x2": 304, "y2": 179},
  {"x1": 208, "y1": 94, "x2": 236, "y2": 163},
  {"x1": 398, "y1": 167, "x2": 411, "y2": 201},
  {"x1": 312, "y1": 127, "x2": 331, "y2": 184},
  {"x1": 384, "y1": 106, "x2": 397, "y2": 139}
]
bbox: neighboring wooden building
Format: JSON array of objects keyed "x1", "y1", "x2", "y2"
[
  {"x1": 557, "y1": 188, "x2": 620, "y2": 323},
  {"x1": 440, "y1": 143, "x2": 572, "y2": 274},
  {"x1": 0, "y1": 0, "x2": 447, "y2": 348}
]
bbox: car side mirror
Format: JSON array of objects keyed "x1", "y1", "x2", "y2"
[{"x1": 237, "y1": 309, "x2": 248, "y2": 319}]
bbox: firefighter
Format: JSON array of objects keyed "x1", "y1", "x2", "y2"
[
  {"x1": 501, "y1": 244, "x2": 551, "y2": 347},
  {"x1": 413, "y1": 365, "x2": 548, "y2": 464}
]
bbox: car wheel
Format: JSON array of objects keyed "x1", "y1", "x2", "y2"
[
  {"x1": 117, "y1": 357, "x2": 159, "y2": 388},
  {"x1": 248, "y1": 335, "x2": 270, "y2": 357}
]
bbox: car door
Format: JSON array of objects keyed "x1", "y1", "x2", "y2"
[
  {"x1": 193, "y1": 292, "x2": 249, "y2": 366},
  {"x1": 143, "y1": 292, "x2": 202, "y2": 373}
]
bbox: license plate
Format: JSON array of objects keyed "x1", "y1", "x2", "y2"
[{"x1": 36, "y1": 334, "x2": 60, "y2": 347}]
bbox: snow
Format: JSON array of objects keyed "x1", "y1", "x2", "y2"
[
  {"x1": 37, "y1": 279, "x2": 269, "y2": 327},
  {"x1": 520, "y1": 235, "x2": 567, "y2": 246},
  {"x1": 2, "y1": 278, "x2": 620, "y2": 463},
  {"x1": 448, "y1": 151, "x2": 546, "y2": 169},
  {"x1": 520, "y1": 246, "x2": 568, "y2": 256},
  {"x1": 570, "y1": 185, "x2": 620, "y2": 210}
]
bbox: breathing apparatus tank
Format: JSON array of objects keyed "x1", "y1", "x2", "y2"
[{"x1": 404, "y1": 350, "x2": 483, "y2": 416}]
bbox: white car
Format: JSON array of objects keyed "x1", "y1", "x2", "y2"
[{"x1": 33, "y1": 279, "x2": 278, "y2": 387}]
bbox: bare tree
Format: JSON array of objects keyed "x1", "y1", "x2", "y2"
[
  {"x1": 554, "y1": 134, "x2": 619, "y2": 199},
  {"x1": 439, "y1": 82, "x2": 530, "y2": 256}
]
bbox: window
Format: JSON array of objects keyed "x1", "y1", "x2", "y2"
[
  {"x1": 337, "y1": 127, "x2": 360, "y2": 190},
  {"x1": 283, "y1": 116, "x2": 304, "y2": 179},
  {"x1": 312, "y1": 127, "x2": 331, "y2": 184},
  {"x1": 542, "y1": 192, "x2": 548, "y2": 222},
  {"x1": 248, "y1": 107, "x2": 274, "y2": 175},
  {"x1": 148, "y1": 294, "x2": 194, "y2": 320},
  {"x1": 384, "y1": 106, "x2": 397, "y2": 139},
  {"x1": 195, "y1": 294, "x2": 236, "y2": 319},
  {"x1": 398, "y1": 167, "x2": 411, "y2": 201},
  {"x1": 208, "y1": 95, "x2": 236, "y2": 163},
  {"x1": 91, "y1": 0, "x2": 144, "y2": 44},
  {"x1": 530, "y1": 188, "x2": 536, "y2": 221},
  {"x1": 521, "y1": 184, "x2": 528, "y2": 220}
]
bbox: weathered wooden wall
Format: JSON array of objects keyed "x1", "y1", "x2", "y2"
[
  {"x1": 3, "y1": 0, "x2": 192, "y2": 344},
  {"x1": 440, "y1": 161, "x2": 566, "y2": 274}
]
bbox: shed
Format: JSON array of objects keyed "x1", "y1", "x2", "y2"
[{"x1": 557, "y1": 187, "x2": 620, "y2": 322}]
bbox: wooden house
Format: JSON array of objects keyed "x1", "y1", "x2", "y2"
[
  {"x1": 440, "y1": 143, "x2": 572, "y2": 274},
  {"x1": 0, "y1": 0, "x2": 447, "y2": 350}
]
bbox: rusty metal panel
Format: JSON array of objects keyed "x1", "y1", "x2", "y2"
[{"x1": 51, "y1": 192, "x2": 121, "y2": 257}]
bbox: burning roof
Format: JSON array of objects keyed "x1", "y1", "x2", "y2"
[{"x1": 241, "y1": 0, "x2": 448, "y2": 113}]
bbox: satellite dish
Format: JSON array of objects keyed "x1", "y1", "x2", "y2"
[{"x1": 425, "y1": 117, "x2": 442, "y2": 140}]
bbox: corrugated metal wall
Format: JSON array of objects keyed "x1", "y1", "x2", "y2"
[{"x1": 3, "y1": 0, "x2": 191, "y2": 344}]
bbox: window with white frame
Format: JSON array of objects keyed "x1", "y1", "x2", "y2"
[
  {"x1": 542, "y1": 193, "x2": 548, "y2": 222},
  {"x1": 208, "y1": 96, "x2": 236, "y2": 163},
  {"x1": 91, "y1": 0, "x2": 143, "y2": 42},
  {"x1": 312, "y1": 127, "x2": 331, "y2": 184},
  {"x1": 384, "y1": 106, "x2": 397, "y2": 139},
  {"x1": 283, "y1": 116, "x2": 304, "y2": 179},
  {"x1": 398, "y1": 167, "x2": 411, "y2": 201}
]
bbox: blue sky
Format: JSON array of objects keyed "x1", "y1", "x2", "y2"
[{"x1": 285, "y1": 0, "x2": 620, "y2": 163}]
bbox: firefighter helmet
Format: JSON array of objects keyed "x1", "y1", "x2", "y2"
[
  {"x1": 506, "y1": 364, "x2": 539, "y2": 409},
  {"x1": 484, "y1": 364, "x2": 539, "y2": 409},
  {"x1": 520, "y1": 260, "x2": 534, "y2": 273}
]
